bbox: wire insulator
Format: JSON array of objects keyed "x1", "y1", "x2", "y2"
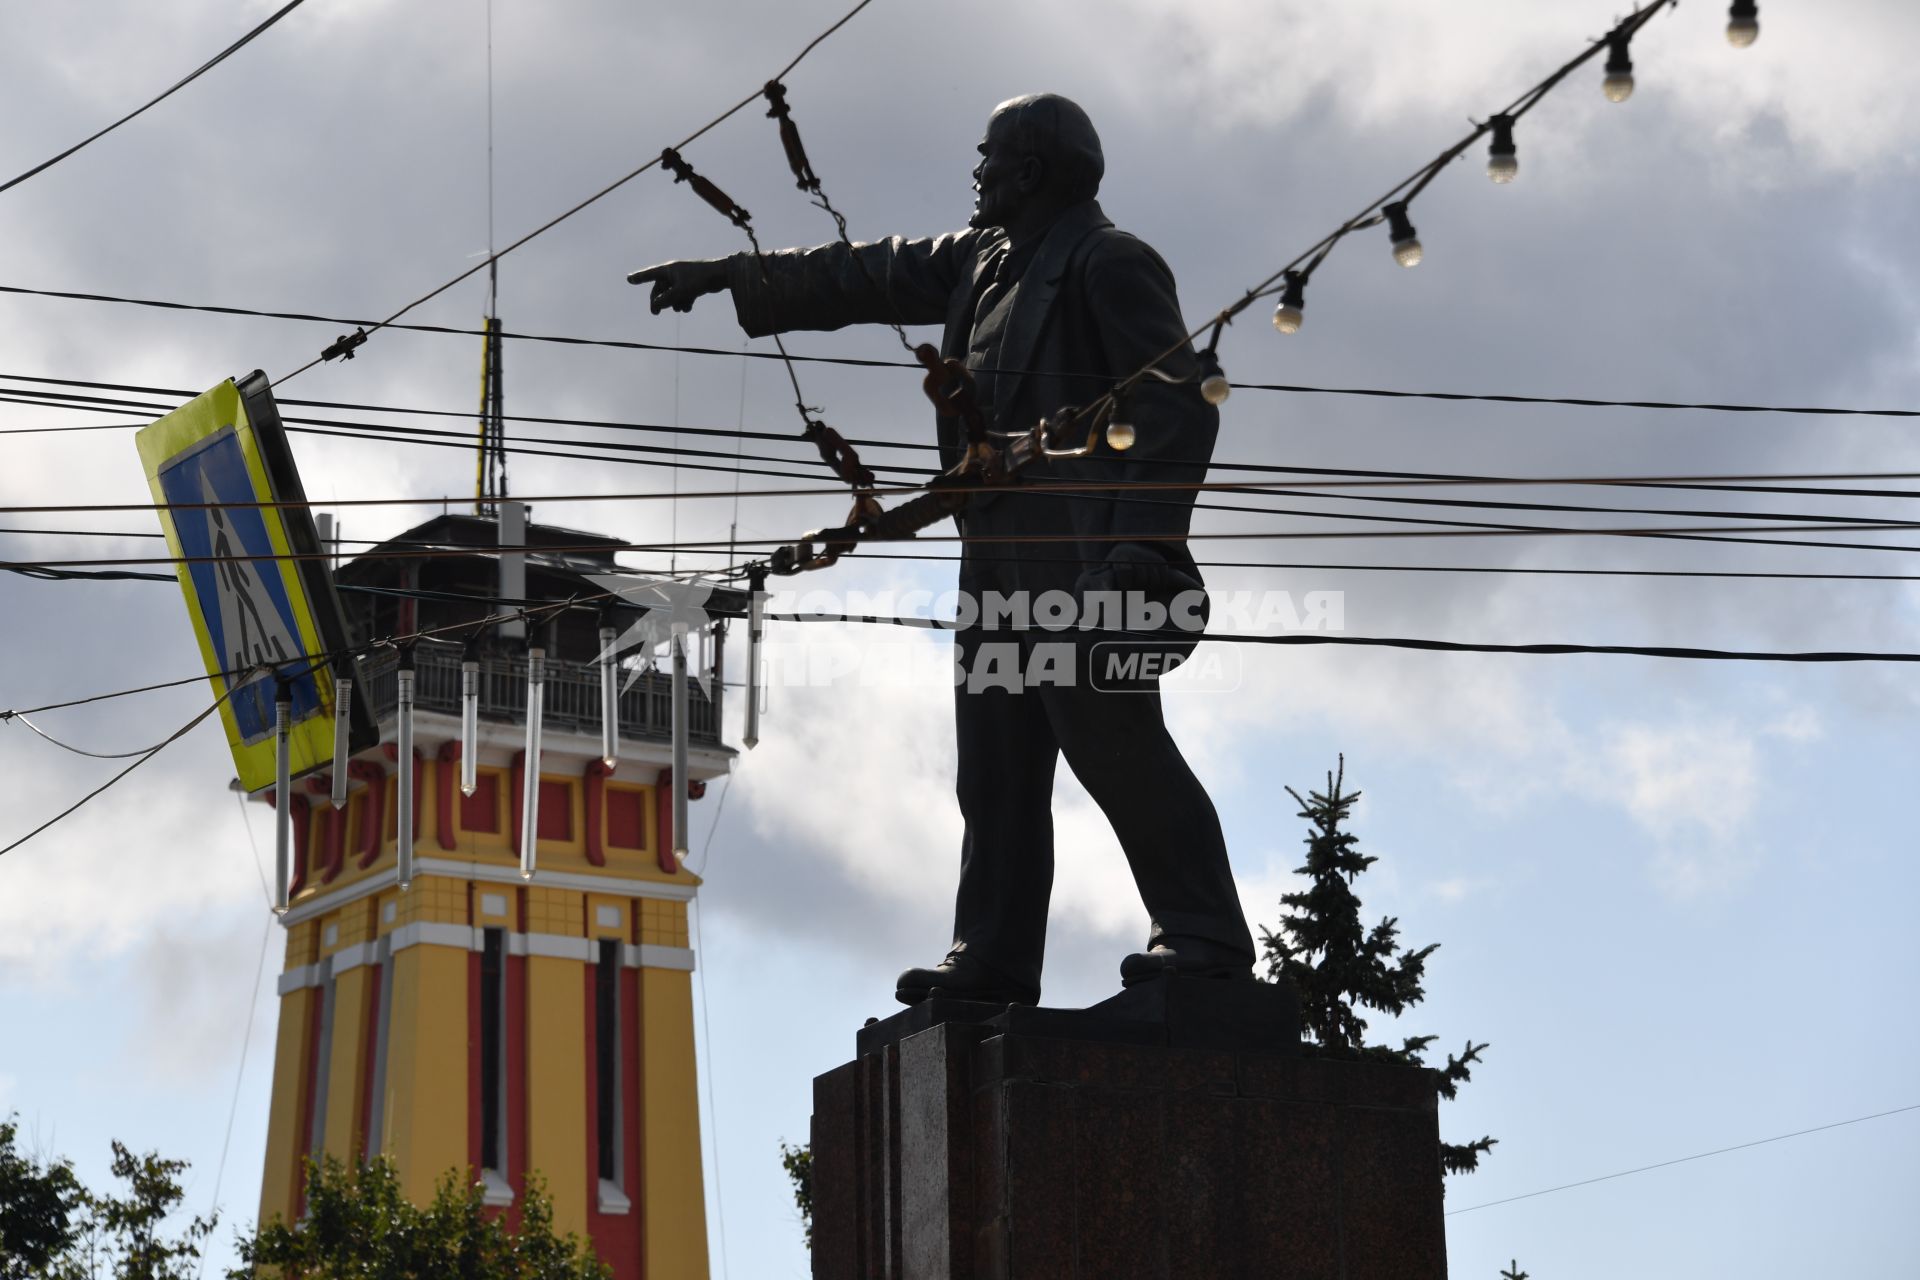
[
  {"x1": 321, "y1": 327, "x2": 368, "y2": 362},
  {"x1": 763, "y1": 81, "x2": 822, "y2": 193},
  {"x1": 660, "y1": 148, "x2": 752, "y2": 228},
  {"x1": 802, "y1": 418, "x2": 876, "y2": 493}
]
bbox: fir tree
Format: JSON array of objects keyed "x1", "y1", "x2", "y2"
[
  {"x1": 779, "y1": 1140, "x2": 814, "y2": 1249},
  {"x1": 1260, "y1": 758, "x2": 1497, "y2": 1177},
  {"x1": 1500, "y1": 1261, "x2": 1530, "y2": 1279}
]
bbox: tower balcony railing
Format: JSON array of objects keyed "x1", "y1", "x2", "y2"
[{"x1": 358, "y1": 645, "x2": 721, "y2": 748}]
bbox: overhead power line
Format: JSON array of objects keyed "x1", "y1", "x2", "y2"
[
  {"x1": 16, "y1": 386, "x2": 1920, "y2": 551},
  {"x1": 274, "y1": 0, "x2": 883, "y2": 382},
  {"x1": 767, "y1": 611, "x2": 1920, "y2": 665},
  {"x1": 0, "y1": 685, "x2": 233, "y2": 858},
  {"x1": 4, "y1": 288, "x2": 1918, "y2": 420},
  {"x1": 26, "y1": 551, "x2": 1920, "y2": 592},
  {"x1": 11, "y1": 374, "x2": 1920, "y2": 504},
  {"x1": 1445, "y1": 1103, "x2": 1920, "y2": 1217},
  {"x1": 0, "y1": 573, "x2": 670, "y2": 853},
  {"x1": 17, "y1": 595, "x2": 1920, "y2": 775},
  {"x1": 14, "y1": 513, "x2": 1920, "y2": 576},
  {"x1": 0, "y1": 1, "x2": 311, "y2": 198}
]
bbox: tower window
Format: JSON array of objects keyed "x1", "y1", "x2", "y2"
[
  {"x1": 479, "y1": 927, "x2": 507, "y2": 1176},
  {"x1": 595, "y1": 940, "x2": 621, "y2": 1184}
]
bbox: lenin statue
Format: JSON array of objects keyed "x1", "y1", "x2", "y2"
[{"x1": 631, "y1": 94, "x2": 1255, "y2": 1006}]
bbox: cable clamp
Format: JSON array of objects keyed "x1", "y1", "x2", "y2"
[{"x1": 322, "y1": 327, "x2": 369, "y2": 362}]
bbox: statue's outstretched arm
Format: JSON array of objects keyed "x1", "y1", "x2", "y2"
[{"x1": 629, "y1": 230, "x2": 985, "y2": 338}]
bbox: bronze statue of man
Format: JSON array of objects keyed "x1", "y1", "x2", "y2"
[{"x1": 631, "y1": 93, "x2": 1254, "y2": 1005}]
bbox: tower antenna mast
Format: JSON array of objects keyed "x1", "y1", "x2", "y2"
[{"x1": 475, "y1": 0, "x2": 507, "y2": 515}]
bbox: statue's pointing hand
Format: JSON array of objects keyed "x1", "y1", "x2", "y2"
[{"x1": 626, "y1": 258, "x2": 730, "y2": 314}]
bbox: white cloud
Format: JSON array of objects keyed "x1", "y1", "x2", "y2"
[
  {"x1": 738, "y1": 623, "x2": 1167, "y2": 944},
  {"x1": 121, "y1": 913, "x2": 274, "y2": 1086},
  {"x1": 0, "y1": 736, "x2": 266, "y2": 982},
  {"x1": 1763, "y1": 705, "x2": 1823, "y2": 743},
  {"x1": 1595, "y1": 720, "x2": 1758, "y2": 840},
  {"x1": 1574, "y1": 719, "x2": 1763, "y2": 896}
]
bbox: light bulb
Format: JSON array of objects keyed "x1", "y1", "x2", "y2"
[
  {"x1": 1105, "y1": 419, "x2": 1136, "y2": 451},
  {"x1": 1603, "y1": 35, "x2": 1635, "y2": 102},
  {"x1": 1486, "y1": 114, "x2": 1518, "y2": 184},
  {"x1": 1197, "y1": 349, "x2": 1230, "y2": 406},
  {"x1": 1384, "y1": 201, "x2": 1423, "y2": 268},
  {"x1": 1272, "y1": 271, "x2": 1306, "y2": 334},
  {"x1": 330, "y1": 675, "x2": 351, "y2": 810},
  {"x1": 1726, "y1": 1, "x2": 1759, "y2": 46}
]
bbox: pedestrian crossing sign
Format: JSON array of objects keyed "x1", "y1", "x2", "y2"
[{"x1": 135, "y1": 373, "x2": 372, "y2": 792}]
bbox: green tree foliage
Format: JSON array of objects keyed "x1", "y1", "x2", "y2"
[
  {"x1": 0, "y1": 1117, "x2": 217, "y2": 1280},
  {"x1": 778, "y1": 1141, "x2": 813, "y2": 1250},
  {"x1": 232, "y1": 1157, "x2": 609, "y2": 1280},
  {"x1": 1260, "y1": 759, "x2": 1497, "y2": 1177},
  {"x1": 0, "y1": 1117, "x2": 84, "y2": 1278},
  {"x1": 65, "y1": 1142, "x2": 218, "y2": 1280}
]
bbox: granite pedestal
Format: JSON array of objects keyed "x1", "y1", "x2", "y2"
[{"x1": 809, "y1": 977, "x2": 1447, "y2": 1279}]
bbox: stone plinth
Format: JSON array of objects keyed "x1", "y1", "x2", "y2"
[{"x1": 810, "y1": 978, "x2": 1446, "y2": 1279}]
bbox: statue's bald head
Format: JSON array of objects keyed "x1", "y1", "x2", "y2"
[{"x1": 989, "y1": 94, "x2": 1104, "y2": 203}]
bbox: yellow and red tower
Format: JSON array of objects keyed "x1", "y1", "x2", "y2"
[{"x1": 255, "y1": 512, "x2": 733, "y2": 1279}]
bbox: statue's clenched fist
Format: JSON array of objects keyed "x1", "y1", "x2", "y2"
[{"x1": 626, "y1": 258, "x2": 730, "y2": 314}]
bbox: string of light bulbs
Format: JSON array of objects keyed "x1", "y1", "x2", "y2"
[
  {"x1": 1098, "y1": 0, "x2": 1766, "y2": 431},
  {"x1": 709, "y1": 1, "x2": 1776, "y2": 578}
]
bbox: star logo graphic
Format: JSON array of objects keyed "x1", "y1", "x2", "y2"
[{"x1": 585, "y1": 572, "x2": 717, "y2": 696}]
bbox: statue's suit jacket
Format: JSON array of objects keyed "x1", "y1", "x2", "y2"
[{"x1": 726, "y1": 199, "x2": 1217, "y2": 607}]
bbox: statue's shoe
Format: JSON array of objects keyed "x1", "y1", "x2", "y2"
[
  {"x1": 895, "y1": 950, "x2": 1038, "y2": 1007},
  {"x1": 1118, "y1": 936, "x2": 1254, "y2": 987}
]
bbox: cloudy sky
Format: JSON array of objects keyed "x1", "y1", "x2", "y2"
[{"x1": 2, "y1": 1, "x2": 1918, "y2": 1275}]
